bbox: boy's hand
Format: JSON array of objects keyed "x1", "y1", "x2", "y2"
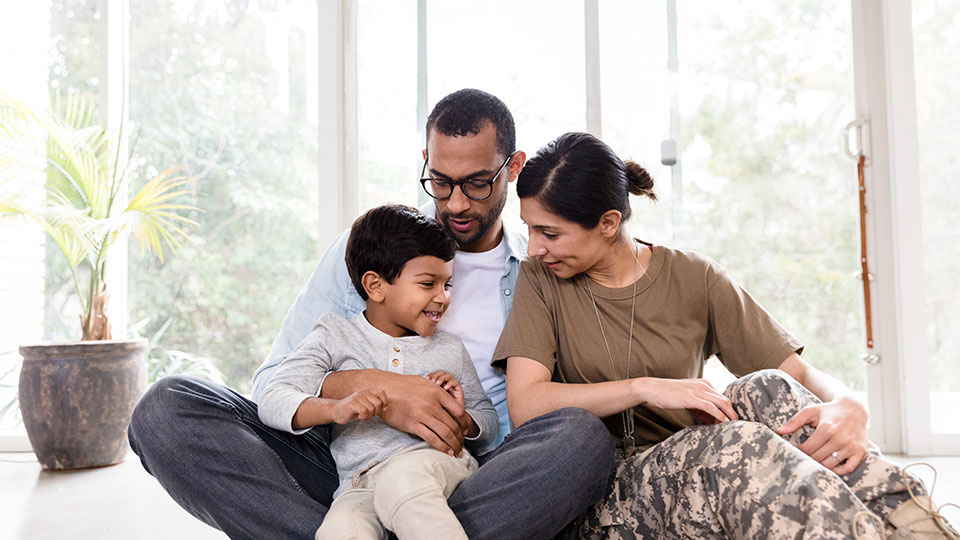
[
  {"x1": 426, "y1": 371, "x2": 464, "y2": 405},
  {"x1": 330, "y1": 389, "x2": 388, "y2": 424}
]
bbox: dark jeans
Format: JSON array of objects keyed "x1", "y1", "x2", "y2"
[{"x1": 128, "y1": 375, "x2": 616, "y2": 540}]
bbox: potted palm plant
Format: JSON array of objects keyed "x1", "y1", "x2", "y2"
[{"x1": 0, "y1": 92, "x2": 198, "y2": 469}]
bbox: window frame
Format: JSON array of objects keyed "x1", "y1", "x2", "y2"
[{"x1": 5, "y1": 0, "x2": 954, "y2": 456}]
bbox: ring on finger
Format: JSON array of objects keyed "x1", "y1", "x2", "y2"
[{"x1": 831, "y1": 451, "x2": 840, "y2": 460}]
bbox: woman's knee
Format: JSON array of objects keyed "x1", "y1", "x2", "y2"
[
  {"x1": 681, "y1": 421, "x2": 784, "y2": 470},
  {"x1": 724, "y1": 369, "x2": 796, "y2": 398},
  {"x1": 714, "y1": 419, "x2": 776, "y2": 440}
]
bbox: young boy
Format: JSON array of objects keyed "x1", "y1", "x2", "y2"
[{"x1": 258, "y1": 204, "x2": 498, "y2": 540}]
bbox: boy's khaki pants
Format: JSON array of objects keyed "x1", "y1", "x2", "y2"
[{"x1": 316, "y1": 446, "x2": 478, "y2": 540}]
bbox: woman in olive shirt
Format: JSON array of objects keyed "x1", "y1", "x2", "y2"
[{"x1": 493, "y1": 132, "x2": 954, "y2": 539}]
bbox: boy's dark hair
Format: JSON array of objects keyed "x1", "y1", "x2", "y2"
[
  {"x1": 345, "y1": 204, "x2": 458, "y2": 301},
  {"x1": 425, "y1": 88, "x2": 516, "y2": 159}
]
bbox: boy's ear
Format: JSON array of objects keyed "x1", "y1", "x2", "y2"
[{"x1": 362, "y1": 271, "x2": 385, "y2": 302}]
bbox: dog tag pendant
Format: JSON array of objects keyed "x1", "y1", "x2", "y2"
[{"x1": 622, "y1": 435, "x2": 636, "y2": 458}]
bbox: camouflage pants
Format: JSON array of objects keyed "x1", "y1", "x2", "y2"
[{"x1": 559, "y1": 369, "x2": 919, "y2": 540}]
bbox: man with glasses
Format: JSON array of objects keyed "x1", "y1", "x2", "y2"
[{"x1": 129, "y1": 88, "x2": 615, "y2": 540}]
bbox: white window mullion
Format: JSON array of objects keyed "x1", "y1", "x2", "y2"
[
  {"x1": 416, "y1": 0, "x2": 428, "y2": 207},
  {"x1": 102, "y1": 0, "x2": 130, "y2": 339},
  {"x1": 850, "y1": 0, "x2": 897, "y2": 453},
  {"x1": 584, "y1": 0, "x2": 601, "y2": 137},
  {"x1": 878, "y1": 0, "x2": 931, "y2": 456},
  {"x1": 317, "y1": 0, "x2": 358, "y2": 249},
  {"x1": 850, "y1": 0, "x2": 931, "y2": 455}
]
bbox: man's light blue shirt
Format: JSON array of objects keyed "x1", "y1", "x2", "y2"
[{"x1": 251, "y1": 201, "x2": 527, "y2": 450}]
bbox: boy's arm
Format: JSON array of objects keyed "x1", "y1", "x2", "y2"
[
  {"x1": 455, "y1": 345, "x2": 500, "y2": 454},
  {"x1": 258, "y1": 316, "x2": 340, "y2": 434},
  {"x1": 292, "y1": 389, "x2": 387, "y2": 430}
]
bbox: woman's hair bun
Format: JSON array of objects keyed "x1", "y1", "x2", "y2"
[{"x1": 624, "y1": 160, "x2": 657, "y2": 201}]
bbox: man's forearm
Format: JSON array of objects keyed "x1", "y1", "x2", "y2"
[
  {"x1": 320, "y1": 369, "x2": 392, "y2": 399},
  {"x1": 322, "y1": 368, "x2": 468, "y2": 454}
]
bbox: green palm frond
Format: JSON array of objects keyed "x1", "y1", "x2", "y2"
[
  {"x1": 0, "y1": 187, "x2": 23, "y2": 216},
  {"x1": 0, "y1": 94, "x2": 103, "y2": 214},
  {"x1": 0, "y1": 98, "x2": 47, "y2": 186},
  {"x1": 1, "y1": 93, "x2": 113, "y2": 214},
  {"x1": 42, "y1": 189, "x2": 101, "y2": 265},
  {"x1": 124, "y1": 167, "x2": 200, "y2": 261},
  {"x1": 44, "y1": 119, "x2": 110, "y2": 215},
  {"x1": 0, "y1": 91, "x2": 200, "y2": 340}
]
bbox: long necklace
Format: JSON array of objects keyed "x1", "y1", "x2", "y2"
[{"x1": 585, "y1": 239, "x2": 641, "y2": 458}]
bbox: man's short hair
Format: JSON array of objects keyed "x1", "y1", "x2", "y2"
[
  {"x1": 425, "y1": 88, "x2": 516, "y2": 159},
  {"x1": 345, "y1": 204, "x2": 458, "y2": 301}
]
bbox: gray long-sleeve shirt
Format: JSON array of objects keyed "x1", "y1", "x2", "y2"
[{"x1": 258, "y1": 312, "x2": 499, "y2": 497}]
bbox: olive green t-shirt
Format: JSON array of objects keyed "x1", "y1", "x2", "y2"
[{"x1": 492, "y1": 243, "x2": 804, "y2": 449}]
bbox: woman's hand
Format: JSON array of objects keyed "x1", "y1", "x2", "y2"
[
  {"x1": 632, "y1": 377, "x2": 739, "y2": 424},
  {"x1": 776, "y1": 395, "x2": 870, "y2": 476}
]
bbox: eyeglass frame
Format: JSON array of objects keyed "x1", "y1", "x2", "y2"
[{"x1": 419, "y1": 151, "x2": 516, "y2": 201}]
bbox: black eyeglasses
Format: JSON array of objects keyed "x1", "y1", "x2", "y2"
[{"x1": 420, "y1": 152, "x2": 514, "y2": 201}]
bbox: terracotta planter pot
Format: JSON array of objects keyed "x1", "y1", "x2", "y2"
[{"x1": 18, "y1": 339, "x2": 148, "y2": 470}]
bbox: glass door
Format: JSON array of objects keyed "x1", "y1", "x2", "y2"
[
  {"x1": 600, "y1": 1, "x2": 874, "y2": 430},
  {"x1": 914, "y1": 0, "x2": 960, "y2": 452}
]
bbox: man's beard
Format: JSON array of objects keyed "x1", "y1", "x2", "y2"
[{"x1": 439, "y1": 189, "x2": 507, "y2": 249}]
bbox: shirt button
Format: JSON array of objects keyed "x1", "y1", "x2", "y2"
[
  {"x1": 392, "y1": 359, "x2": 400, "y2": 367},
  {"x1": 504, "y1": 289, "x2": 512, "y2": 296},
  {"x1": 393, "y1": 345, "x2": 400, "y2": 352}
]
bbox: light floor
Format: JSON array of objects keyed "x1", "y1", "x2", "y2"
[{"x1": 1, "y1": 452, "x2": 958, "y2": 539}]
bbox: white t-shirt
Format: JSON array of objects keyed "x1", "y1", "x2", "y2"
[{"x1": 438, "y1": 238, "x2": 507, "y2": 397}]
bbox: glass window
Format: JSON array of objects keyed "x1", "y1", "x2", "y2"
[
  {"x1": 914, "y1": 0, "x2": 960, "y2": 434},
  {"x1": 0, "y1": 0, "x2": 102, "y2": 435},
  {"x1": 603, "y1": 1, "x2": 864, "y2": 391},
  {"x1": 127, "y1": 0, "x2": 320, "y2": 394},
  {"x1": 425, "y1": 0, "x2": 586, "y2": 226},
  {"x1": 426, "y1": 0, "x2": 585, "y2": 154},
  {"x1": 356, "y1": 1, "x2": 419, "y2": 212},
  {"x1": 599, "y1": 0, "x2": 674, "y2": 245},
  {"x1": 45, "y1": 0, "x2": 103, "y2": 343}
]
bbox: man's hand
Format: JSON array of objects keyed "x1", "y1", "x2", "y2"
[
  {"x1": 776, "y1": 395, "x2": 870, "y2": 476},
  {"x1": 323, "y1": 370, "x2": 467, "y2": 456},
  {"x1": 426, "y1": 371, "x2": 478, "y2": 440},
  {"x1": 380, "y1": 373, "x2": 468, "y2": 456},
  {"x1": 329, "y1": 389, "x2": 387, "y2": 424}
]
